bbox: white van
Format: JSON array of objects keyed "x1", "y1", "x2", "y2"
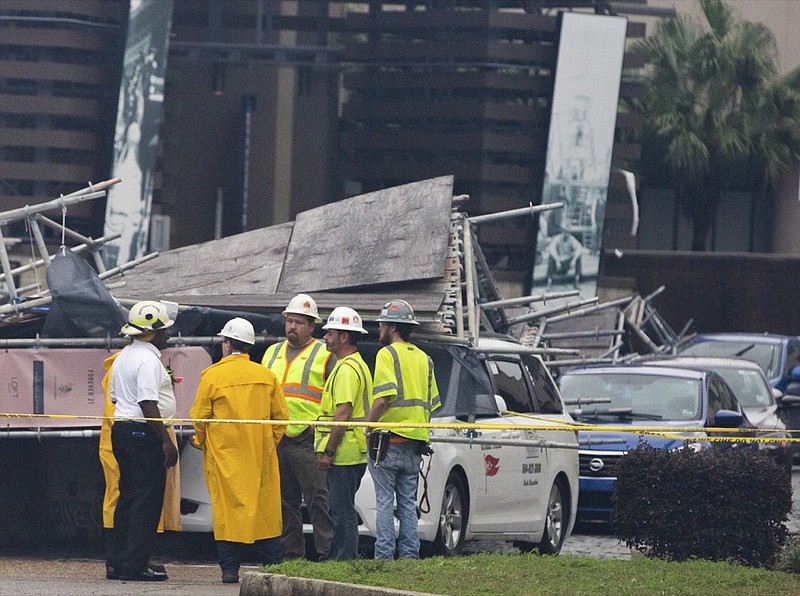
[{"x1": 179, "y1": 336, "x2": 579, "y2": 555}]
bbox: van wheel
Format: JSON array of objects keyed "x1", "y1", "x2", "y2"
[
  {"x1": 433, "y1": 473, "x2": 468, "y2": 556},
  {"x1": 517, "y1": 480, "x2": 568, "y2": 555},
  {"x1": 538, "y1": 480, "x2": 568, "y2": 555}
]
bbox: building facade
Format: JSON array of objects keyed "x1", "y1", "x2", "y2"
[{"x1": 2, "y1": 0, "x2": 799, "y2": 292}]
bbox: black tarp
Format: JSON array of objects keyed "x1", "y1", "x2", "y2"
[{"x1": 41, "y1": 249, "x2": 127, "y2": 338}]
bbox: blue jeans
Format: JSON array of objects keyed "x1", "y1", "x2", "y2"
[
  {"x1": 368, "y1": 442, "x2": 421, "y2": 559},
  {"x1": 327, "y1": 463, "x2": 366, "y2": 561}
]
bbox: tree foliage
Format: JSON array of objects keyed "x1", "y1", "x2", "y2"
[{"x1": 634, "y1": 0, "x2": 800, "y2": 250}]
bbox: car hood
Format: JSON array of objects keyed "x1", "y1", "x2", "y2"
[
  {"x1": 742, "y1": 405, "x2": 785, "y2": 431},
  {"x1": 578, "y1": 422, "x2": 705, "y2": 452}
]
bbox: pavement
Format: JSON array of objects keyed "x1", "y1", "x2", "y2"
[
  {"x1": 0, "y1": 468, "x2": 796, "y2": 595},
  {"x1": 0, "y1": 558, "x2": 242, "y2": 595}
]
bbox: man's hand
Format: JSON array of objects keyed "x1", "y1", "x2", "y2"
[
  {"x1": 162, "y1": 439, "x2": 178, "y2": 468},
  {"x1": 317, "y1": 452, "x2": 333, "y2": 472}
]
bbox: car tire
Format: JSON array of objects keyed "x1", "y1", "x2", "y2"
[
  {"x1": 432, "y1": 472, "x2": 468, "y2": 556},
  {"x1": 518, "y1": 479, "x2": 568, "y2": 555},
  {"x1": 538, "y1": 479, "x2": 568, "y2": 555}
]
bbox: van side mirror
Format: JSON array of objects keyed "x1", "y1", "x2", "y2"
[
  {"x1": 791, "y1": 366, "x2": 800, "y2": 381},
  {"x1": 494, "y1": 394, "x2": 507, "y2": 413}
]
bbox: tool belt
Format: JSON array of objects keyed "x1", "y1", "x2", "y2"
[{"x1": 369, "y1": 431, "x2": 433, "y2": 466}]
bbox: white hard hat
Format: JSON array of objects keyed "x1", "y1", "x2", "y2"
[
  {"x1": 121, "y1": 300, "x2": 175, "y2": 336},
  {"x1": 218, "y1": 317, "x2": 255, "y2": 345},
  {"x1": 282, "y1": 293, "x2": 321, "y2": 323},
  {"x1": 323, "y1": 306, "x2": 368, "y2": 335}
]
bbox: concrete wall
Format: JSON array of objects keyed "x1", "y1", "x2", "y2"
[{"x1": 601, "y1": 250, "x2": 800, "y2": 335}]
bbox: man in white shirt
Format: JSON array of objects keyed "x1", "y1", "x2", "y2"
[{"x1": 108, "y1": 301, "x2": 178, "y2": 582}]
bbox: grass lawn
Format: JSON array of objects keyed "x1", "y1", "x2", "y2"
[{"x1": 263, "y1": 553, "x2": 800, "y2": 595}]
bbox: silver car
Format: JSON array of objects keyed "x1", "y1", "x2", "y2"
[{"x1": 641, "y1": 355, "x2": 793, "y2": 470}]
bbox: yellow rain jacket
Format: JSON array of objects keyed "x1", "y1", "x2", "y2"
[
  {"x1": 190, "y1": 353, "x2": 288, "y2": 543},
  {"x1": 99, "y1": 350, "x2": 182, "y2": 531}
]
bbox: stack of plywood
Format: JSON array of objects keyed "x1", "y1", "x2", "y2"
[{"x1": 114, "y1": 176, "x2": 456, "y2": 326}]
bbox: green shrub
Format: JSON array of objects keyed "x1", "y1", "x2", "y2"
[
  {"x1": 776, "y1": 537, "x2": 800, "y2": 574},
  {"x1": 612, "y1": 444, "x2": 791, "y2": 567}
]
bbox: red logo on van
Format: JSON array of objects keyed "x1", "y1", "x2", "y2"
[{"x1": 484, "y1": 454, "x2": 500, "y2": 477}]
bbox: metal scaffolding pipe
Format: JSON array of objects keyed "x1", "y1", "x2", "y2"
[
  {"x1": 472, "y1": 344, "x2": 580, "y2": 356},
  {"x1": 468, "y1": 201, "x2": 564, "y2": 225},
  {"x1": 27, "y1": 218, "x2": 50, "y2": 268},
  {"x1": 540, "y1": 328, "x2": 625, "y2": 341},
  {"x1": 0, "y1": 229, "x2": 18, "y2": 300},
  {"x1": 462, "y1": 218, "x2": 478, "y2": 341},
  {"x1": 0, "y1": 334, "x2": 286, "y2": 349},
  {"x1": 430, "y1": 435, "x2": 580, "y2": 450},
  {"x1": 0, "y1": 190, "x2": 107, "y2": 224},
  {"x1": 0, "y1": 234, "x2": 121, "y2": 284},
  {"x1": 0, "y1": 426, "x2": 196, "y2": 440},
  {"x1": 506, "y1": 297, "x2": 600, "y2": 326},
  {"x1": 480, "y1": 290, "x2": 580, "y2": 310},
  {"x1": 544, "y1": 295, "x2": 633, "y2": 323}
]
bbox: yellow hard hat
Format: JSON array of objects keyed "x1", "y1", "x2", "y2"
[{"x1": 121, "y1": 300, "x2": 174, "y2": 336}]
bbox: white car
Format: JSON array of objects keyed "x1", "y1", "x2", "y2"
[{"x1": 179, "y1": 336, "x2": 579, "y2": 555}]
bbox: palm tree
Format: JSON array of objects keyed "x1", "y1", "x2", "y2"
[{"x1": 634, "y1": 0, "x2": 800, "y2": 250}]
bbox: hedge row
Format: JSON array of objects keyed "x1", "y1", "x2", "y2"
[{"x1": 612, "y1": 444, "x2": 792, "y2": 567}]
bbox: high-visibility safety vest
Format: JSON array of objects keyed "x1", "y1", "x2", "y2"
[
  {"x1": 314, "y1": 352, "x2": 373, "y2": 465},
  {"x1": 372, "y1": 342, "x2": 440, "y2": 442},
  {"x1": 262, "y1": 339, "x2": 330, "y2": 437}
]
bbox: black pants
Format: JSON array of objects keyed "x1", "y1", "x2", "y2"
[{"x1": 109, "y1": 421, "x2": 166, "y2": 577}]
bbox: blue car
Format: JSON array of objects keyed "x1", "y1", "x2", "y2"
[{"x1": 558, "y1": 365, "x2": 748, "y2": 524}]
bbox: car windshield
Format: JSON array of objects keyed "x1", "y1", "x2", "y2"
[
  {"x1": 680, "y1": 341, "x2": 779, "y2": 379},
  {"x1": 559, "y1": 372, "x2": 702, "y2": 421},
  {"x1": 709, "y1": 368, "x2": 774, "y2": 408}
]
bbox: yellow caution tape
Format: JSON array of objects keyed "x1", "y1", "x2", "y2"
[{"x1": 0, "y1": 412, "x2": 797, "y2": 444}]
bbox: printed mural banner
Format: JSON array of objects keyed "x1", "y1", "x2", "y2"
[
  {"x1": 531, "y1": 12, "x2": 628, "y2": 301},
  {"x1": 0, "y1": 347, "x2": 210, "y2": 429},
  {"x1": 103, "y1": 0, "x2": 174, "y2": 268}
]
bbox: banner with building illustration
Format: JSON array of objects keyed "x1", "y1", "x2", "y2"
[
  {"x1": 103, "y1": 0, "x2": 173, "y2": 268},
  {"x1": 531, "y1": 12, "x2": 627, "y2": 299}
]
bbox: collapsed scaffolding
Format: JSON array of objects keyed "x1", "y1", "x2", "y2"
[{"x1": 0, "y1": 176, "x2": 691, "y2": 371}]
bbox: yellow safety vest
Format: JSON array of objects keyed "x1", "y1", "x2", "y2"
[
  {"x1": 315, "y1": 352, "x2": 373, "y2": 465},
  {"x1": 262, "y1": 339, "x2": 330, "y2": 437},
  {"x1": 372, "y1": 342, "x2": 440, "y2": 442}
]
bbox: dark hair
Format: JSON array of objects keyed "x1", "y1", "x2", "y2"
[
  {"x1": 396, "y1": 324, "x2": 413, "y2": 342},
  {"x1": 226, "y1": 337, "x2": 252, "y2": 354}
]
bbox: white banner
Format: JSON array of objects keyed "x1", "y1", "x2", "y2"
[
  {"x1": 103, "y1": 0, "x2": 174, "y2": 268},
  {"x1": 531, "y1": 13, "x2": 628, "y2": 300}
]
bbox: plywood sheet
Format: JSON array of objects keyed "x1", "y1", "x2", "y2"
[
  {"x1": 278, "y1": 176, "x2": 454, "y2": 293},
  {"x1": 153, "y1": 288, "x2": 447, "y2": 320},
  {"x1": 114, "y1": 222, "x2": 293, "y2": 299}
]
